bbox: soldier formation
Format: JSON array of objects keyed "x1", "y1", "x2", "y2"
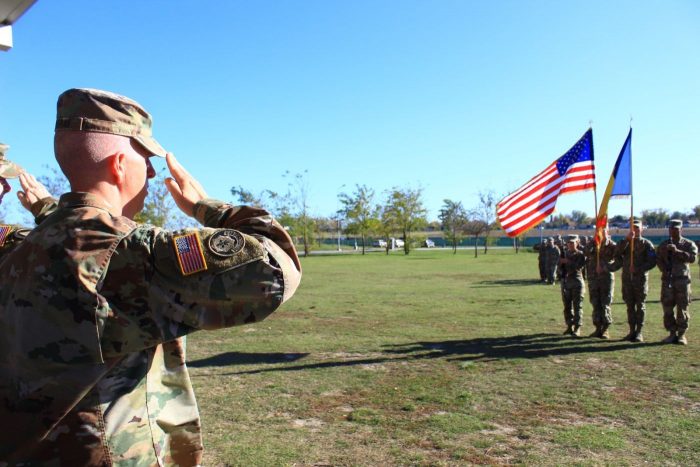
[{"x1": 535, "y1": 221, "x2": 697, "y2": 344}]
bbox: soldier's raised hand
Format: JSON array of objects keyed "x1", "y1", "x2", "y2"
[
  {"x1": 17, "y1": 172, "x2": 51, "y2": 212},
  {"x1": 164, "y1": 152, "x2": 208, "y2": 217}
]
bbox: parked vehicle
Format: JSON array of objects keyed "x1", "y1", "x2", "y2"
[
  {"x1": 423, "y1": 239, "x2": 435, "y2": 248},
  {"x1": 373, "y1": 239, "x2": 387, "y2": 248}
]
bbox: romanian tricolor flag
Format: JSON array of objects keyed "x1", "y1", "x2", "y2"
[{"x1": 595, "y1": 128, "x2": 632, "y2": 245}]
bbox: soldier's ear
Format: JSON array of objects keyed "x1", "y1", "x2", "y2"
[{"x1": 108, "y1": 152, "x2": 127, "y2": 185}]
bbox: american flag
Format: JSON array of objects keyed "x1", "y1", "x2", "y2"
[
  {"x1": 497, "y1": 129, "x2": 596, "y2": 237},
  {"x1": 0, "y1": 225, "x2": 11, "y2": 247},
  {"x1": 174, "y1": 232, "x2": 208, "y2": 275}
]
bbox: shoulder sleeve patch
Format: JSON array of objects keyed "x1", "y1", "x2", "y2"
[
  {"x1": 0, "y1": 225, "x2": 11, "y2": 247},
  {"x1": 173, "y1": 232, "x2": 208, "y2": 275}
]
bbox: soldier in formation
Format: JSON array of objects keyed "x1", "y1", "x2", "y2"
[
  {"x1": 534, "y1": 239, "x2": 546, "y2": 282},
  {"x1": 0, "y1": 88, "x2": 302, "y2": 464},
  {"x1": 583, "y1": 226, "x2": 621, "y2": 338},
  {"x1": 656, "y1": 220, "x2": 697, "y2": 345},
  {"x1": 559, "y1": 235, "x2": 586, "y2": 336},
  {"x1": 615, "y1": 220, "x2": 657, "y2": 342},
  {"x1": 544, "y1": 237, "x2": 560, "y2": 284}
]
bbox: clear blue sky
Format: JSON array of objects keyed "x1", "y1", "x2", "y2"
[{"x1": 2, "y1": 0, "x2": 699, "y2": 225}]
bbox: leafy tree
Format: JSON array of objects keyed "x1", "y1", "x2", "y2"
[
  {"x1": 283, "y1": 170, "x2": 315, "y2": 257},
  {"x1": 381, "y1": 186, "x2": 428, "y2": 255},
  {"x1": 439, "y1": 199, "x2": 467, "y2": 254},
  {"x1": 230, "y1": 186, "x2": 283, "y2": 214},
  {"x1": 463, "y1": 215, "x2": 488, "y2": 258},
  {"x1": 230, "y1": 171, "x2": 315, "y2": 256},
  {"x1": 134, "y1": 171, "x2": 194, "y2": 229},
  {"x1": 608, "y1": 214, "x2": 627, "y2": 227},
  {"x1": 338, "y1": 184, "x2": 380, "y2": 255},
  {"x1": 570, "y1": 210, "x2": 592, "y2": 226},
  {"x1": 473, "y1": 190, "x2": 497, "y2": 254},
  {"x1": 692, "y1": 205, "x2": 700, "y2": 221},
  {"x1": 641, "y1": 208, "x2": 669, "y2": 228},
  {"x1": 38, "y1": 165, "x2": 70, "y2": 198}
]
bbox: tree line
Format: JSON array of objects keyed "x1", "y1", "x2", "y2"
[{"x1": 4, "y1": 168, "x2": 698, "y2": 258}]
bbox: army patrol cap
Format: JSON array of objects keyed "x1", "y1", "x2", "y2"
[
  {"x1": 632, "y1": 220, "x2": 642, "y2": 228},
  {"x1": 55, "y1": 88, "x2": 166, "y2": 157},
  {"x1": 566, "y1": 234, "x2": 579, "y2": 243},
  {"x1": 0, "y1": 142, "x2": 24, "y2": 179},
  {"x1": 669, "y1": 219, "x2": 683, "y2": 229}
]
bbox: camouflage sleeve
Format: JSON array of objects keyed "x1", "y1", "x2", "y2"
[
  {"x1": 679, "y1": 240, "x2": 697, "y2": 264},
  {"x1": 29, "y1": 196, "x2": 58, "y2": 225},
  {"x1": 193, "y1": 198, "x2": 301, "y2": 272},
  {"x1": 606, "y1": 242, "x2": 622, "y2": 272},
  {"x1": 98, "y1": 200, "x2": 301, "y2": 357},
  {"x1": 0, "y1": 198, "x2": 58, "y2": 261},
  {"x1": 656, "y1": 241, "x2": 669, "y2": 271},
  {"x1": 643, "y1": 240, "x2": 657, "y2": 272}
]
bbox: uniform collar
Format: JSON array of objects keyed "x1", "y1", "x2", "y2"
[{"x1": 58, "y1": 192, "x2": 116, "y2": 214}]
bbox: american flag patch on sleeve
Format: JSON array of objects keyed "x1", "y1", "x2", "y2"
[
  {"x1": 0, "y1": 225, "x2": 11, "y2": 247},
  {"x1": 173, "y1": 232, "x2": 208, "y2": 275}
]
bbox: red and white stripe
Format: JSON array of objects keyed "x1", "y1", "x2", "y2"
[{"x1": 497, "y1": 160, "x2": 595, "y2": 237}]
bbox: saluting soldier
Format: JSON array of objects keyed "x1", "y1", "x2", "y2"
[
  {"x1": 559, "y1": 235, "x2": 586, "y2": 336},
  {"x1": 584, "y1": 226, "x2": 621, "y2": 338},
  {"x1": 615, "y1": 220, "x2": 657, "y2": 342},
  {"x1": 0, "y1": 88, "x2": 302, "y2": 465},
  {"x1": 0, "y1": 144, "x2": 56, "y2": 259},
  {"x1": 656, "y1": 220, "x2": 698, "y2": 345}
]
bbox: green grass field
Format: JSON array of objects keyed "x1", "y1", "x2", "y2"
[{"x1": 188, "y1": 249, "x2": 699, "y2": 466}]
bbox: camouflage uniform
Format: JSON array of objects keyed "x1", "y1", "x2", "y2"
[
  {"x1": 559, "y1": 236, "x2": 586, "y2": 335},
  {"x1": 615, "y1": 233, "x2": 657, "y2": 341},
  {"x1": 0, "y1": 194, "x2": 301, "y2": 464},
  {"x1": 0, "y1": 88, "x2": 302, "y2": 465},
  {"x1": 583, "y1": 238, "x2": 620, "y2": 337},
  {"x1": 534, "y1": 240, "x2": 546, "y2": 282},
  {"x1": 656, "y1": 225, "x2": 697, "y2": 343},
  {"x1": 544, "y1": 239, "x2": 560, "y2": 284}
]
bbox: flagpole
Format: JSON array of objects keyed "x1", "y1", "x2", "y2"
[
  {"x1": 629, "y1": 124, "x2": 635, "y2": 272},
  {"x1": 590, "y1": 124, "x2": 601, "y2": 268}
]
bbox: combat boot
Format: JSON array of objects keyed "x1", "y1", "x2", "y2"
[
  {"x1": 599, "y1": 325, "x2": 610, "y2": 340},
  {"x1": 589, "y1": 325, "x2": 601, "y2": 338},
  {"x1": 571, "y1": 326, "x2": 581, "y2": 337},
  {"x1": 563, "y1": 325, "x2": 573, "y2": 335},
  {"x1": 622, "y1": 324, "x2": 635, "y2": 341},
  {"x1": 676, "y1": 333, "x2": 688, "y2": 345},
  {"x1": 632, "y1": 332, "x2": 644, "y2": 343},
  {"x1": 662, "y1": 332, "x2": 678, "y2": 344}
]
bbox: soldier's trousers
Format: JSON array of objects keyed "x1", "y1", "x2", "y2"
[
  {"x1": 539, "y1": 261, "x2": 546, "y2": 281},
  {"x1": 622, "y1": 278, "x2": 648, "y2": 328},
  {"x1": 562, "y1": 283, "x2": 584, "y2": 327},
  {"x1": 545, "y1": 265, "x2": 558, "y2": 284},
  {"x1": 589, "y1": 277, "x2": 614, "y2": 327},
  {"x1": 661, "y1": 279, "x2": 691, "y2": 334}
]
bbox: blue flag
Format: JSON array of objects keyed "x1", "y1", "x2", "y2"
[{"x1": 610, "y1": 128, "x2": 632, "y2": 197}]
